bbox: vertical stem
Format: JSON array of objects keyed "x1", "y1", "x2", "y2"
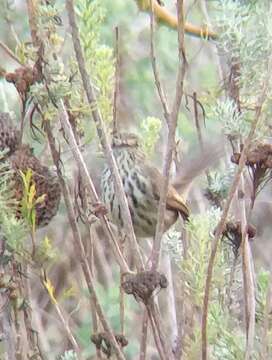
[
  {"x1": 45, "y1": 122, "x2": 126, "y2": 360},
  {"x1": 151, "y1": 0, "x2": 187, "y2": 270},
  {"x1": 65, "y1": 0, "x2": 144, "y2": 271},
  {"x1": 139, "y1": 310, "x2": 148, "y2": 360},
  {"x1": 239, "y1": 176, "x2": 256, "y2": 359},
  {"x1": 201, "y1": 56, "x2": 272, "y2": 359},
  {"x1": 113, "y1": 27, "x2": 120, "y2": 135}
]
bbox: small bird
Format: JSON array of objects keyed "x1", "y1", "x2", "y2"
[
  {"x1": 0, "y1": 113, "x2": 61, "y2": 228},
  {"x1": 101, "y1": 133, "x2": 189, "y2": 238}
]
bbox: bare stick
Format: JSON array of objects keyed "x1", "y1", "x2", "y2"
[
  {"x1": 149, "y1": 0, "x2": 170, "y2": 124},
  {"x1": 135, "y1": 0, "x2": 217, "y2": 39},
  {"x1": 262, "y1": 272, "x2": 272, "y2": 358},
  {"x1": 113, "y1": 27, "x2": 120, "y2": 135},
  {"x1": 59, "y1": 101, "x2": 130, "y2": 273},
  {"x1": 87, "y1": 227, "x2": 102, "y2": 359},
  {"x1": 146, "y1": 306, "x2": 167, "y2": 360},
  {"x1": 139, "y1": 310, "x2": 148, "y2": 360},
  {"x1": 26, "y1": 0, "x2": 40, "y2": 48},
  {"x1": 201, "y1": 56, "x2": 272, "y2": 360},
  {"x1": 148, "y1": 2, "x2": 187, "y2": 358},
  {"x1": 239, "y1": 175, "x2": 256, "y2": 359},
  {"x1": 151, "y1": 0, "x2": 187, "y2": 270},
  {"x1": 0, "y1": 40, "x2": 23, "y2": 66},
  {"x1": 148, "y1": 301, "x2": 174, "y2": 359},
  {"x1": 65, "y1": 0, "x2": 144, "y2": 271},
  {"x1": 42, "y1": 273, "x2": 81, "y2": 357},
  {"x1": 45, "y1": 122, "x2": 126, "y2": 360},
  {"x1": 192, "y1": 92, "x2": 204, "y2": 150}
]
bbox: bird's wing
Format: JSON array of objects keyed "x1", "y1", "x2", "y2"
[
  {"x1": 172, "y1": 139, "x2": 225, "y2": 196},
  {"x1": 144, "y1": 163, "x2": 190, "y2": 220}
]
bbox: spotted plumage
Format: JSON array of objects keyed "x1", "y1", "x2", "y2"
[{"x1": 101, "y1": 133, "x2": 189, "y2": 238}]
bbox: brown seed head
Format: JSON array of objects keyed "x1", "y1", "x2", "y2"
[
  {"x1": 9, "y1": 145, "x2": 61, "y2": 227},
  {"x1": 0, "y1": 113, "x2": 20, "y2": 156}
]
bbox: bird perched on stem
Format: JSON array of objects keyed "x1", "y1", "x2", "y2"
[{"x1": 101, "y1": 133, "x2": 189, "y2": 238}]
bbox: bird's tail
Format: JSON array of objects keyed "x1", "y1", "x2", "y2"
[{"x1": 172, "y1": 139, "x2": 225, "y2": 198}]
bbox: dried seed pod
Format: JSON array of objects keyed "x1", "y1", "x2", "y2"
[
  {"x1": 0, "y1": 112, "x2": 61, "y2": 227},
  {"x1": 0, "y1": 113, "x2": 20, "y2": 156},
  {"x1": 222, "y1": 221, "x2": 256, "y2": 256},
  {"x1": 231, "y1": 143, "x2": 272, "y2": 205},
  {"x1": 5, "y1": 66, "x2": 38, "y2": 97},
  {"x1": 122, "y1": 270, "x2": 168, "y2": 304},
  {"x1": 8, "y1": 145, "x2": 61, "y2": 227},
  {"x1": 91, "y1": 332, "x2": 128, "y2": 358}
]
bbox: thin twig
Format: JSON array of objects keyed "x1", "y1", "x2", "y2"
[
  {"x1": 87, "y1": 227, "x2": 102, "y2": 359},
  {"x1": 199, "y1": 0, "x2": 224, "y2": 83},
  {"x1": 0, "y1": 40, "x2": 23, "y2": 66},
  {"x1": 135, "y1": 0, "x2": 217, "y2": 39},
  {"x1": 45, "y1": 122, "x2": 126, "y2": 360},
  {"x1": 192, "y1": 91, "x2": 211, "y2": 185},
  {"x1": 22, "y1": 264, "x2": 38, "y2": 354},
  {"x1": 58, "y1": 102, "x2": 130, "y2": 273},
  {"x1": 0, "y1": 263, "x2": 16, "y2": 360},
  {"x1": 149, "y1": 0, "x2": 170, "y2": 124},
  {"x1": 148, "y1": 2, "x2": 187, "y2": 358},
  {"x1": 146, "y1": 306, "x2": 166, "y2": 360},
  {"x1": 65, "y1": 0, "x2": 144, "y2": 271},
  {"x1": 192, "y1": 92, "x2": 204, "y2": 150},
  {"x1": 163, "y1": 254, "x2": 178, "y2": 352},
  {"x1": 113, "y1": 27, "x2": 120, "y2": 135},
  {"x1": 148, "y1": 301, "x2": 174, "y2": 359},
  {"x1": 26, "y1": 0, "x2": 40, "y2": 48},
  {"x1": 239, "y1": 175, "x2": 256, "y2": 359},
  {"x1": 151, "y1": 0, "x2": 187, "y2": 270},
  {"x1": 139, "y1": 310, "x2": 148, "y2": 360},
  {"x1": 262, "y1": 272, "x2": 272, "y2": 358},
  {"x1": 201, "y1": 56, "x2": 272, "y2": 360},
  {"x1": 41, "y1": 273, "x2": 81, "y2": 358}
]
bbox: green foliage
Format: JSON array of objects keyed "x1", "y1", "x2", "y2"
[
  {"x1": 205, "y1": 167, "x2": 236, "y2": 210},
  {"x1": 209, "y1": 303, "x2": 245, "y2": 360},
  {"x1": 139, "y1": 116, "x2": 161, "y2": 156},
  {"x1": 28, "y1": 2, "x2": 71, "y2": 122},
  {"x1": 165, "y1": 208, "x2": 224, "y2": 305},
  {"x1": 212, "y1": 1, "x2": 272, "y2": 99},
  {"x1": 59, "y1": 350, "x2": 78, "y2": 360},
  {"x1": 1, "y1": 0, "x2": 272, "y2": 358},
  {"x1": 206, "y1": 99, "x2": 249, "y2": 139},
  {"x1": 256, "y1": 270, "x2": 271, "y2": 321},
  {"x1": 77, "y1": 281, "x2": 138, "y2": 358},
  {"x1": 208, "y1": 168, "x2": 234, "y2": 203},
  {"x1": 19, "y1": 169, "x2": 46, "y2": 232},
  {"x1": 165, "y1": 209, "x2": 251, "y2": 358},
  {"x1": 34, "y1": 235, "x2": 58, "y2": 266},
  {"x1": 77, "y1": 0, "x2": 114, "y2": 124},
  {"x1": 183, "y1": 209, "x2": 224, "y2": 305}
]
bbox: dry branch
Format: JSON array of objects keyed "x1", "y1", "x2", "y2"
[
  {"x1": 201, "y1": 56, "x2": 272, "y2": 360},
  {"x1": 135, "y1": 0, "x2": 217, "y2": 39},
  {"x1": 65, "y1": 0, "x2": 145, "y2": 272}
]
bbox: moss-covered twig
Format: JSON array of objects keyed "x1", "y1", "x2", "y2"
[{"x1": 135, "y1": 0, "x2": 217, "y2": 40}]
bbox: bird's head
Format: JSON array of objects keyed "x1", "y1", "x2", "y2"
[{"x1": 111, "y1": 132, "x2": 139, "y2": 149}]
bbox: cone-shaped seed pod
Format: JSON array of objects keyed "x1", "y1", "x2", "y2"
[
  {"x1": 0, "y1": 112, "x2": 61, "y2": 227},
  {"x1": 0, "y1": 113, "x2": 20, "y2": 156}
]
